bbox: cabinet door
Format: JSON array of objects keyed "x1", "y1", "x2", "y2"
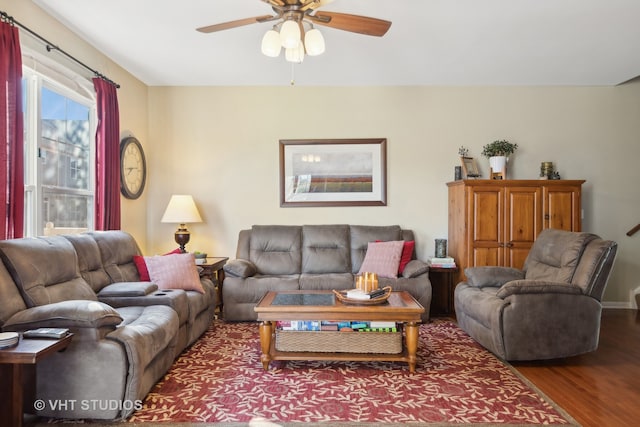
[
  {"x1": 544, "y1": 185, "x2": 582, "y2": 231},
  {"x1": 469, "y1": 186, "x2": 504, "y2": 267},
  {"x1": 505, "y1": 186, "x2": 542, "y2": 268}
]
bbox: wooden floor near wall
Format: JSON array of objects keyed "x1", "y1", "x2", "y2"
[{"x1": 512, "y1": 309, "x2": 640, "y2": 427}]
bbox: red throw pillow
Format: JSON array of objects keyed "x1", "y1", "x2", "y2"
[
  {"x1": 133, "y1": 248, "x2": 181, "y2": 281},
  {"x1": 398, "y1": 240, "x2": 415, "y2": 274}
]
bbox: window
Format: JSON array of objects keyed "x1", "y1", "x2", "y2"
[{"x1": 22, "y1": 66, "x2": 96, "y2": 237}]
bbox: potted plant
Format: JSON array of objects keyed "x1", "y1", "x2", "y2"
[{"x1": 481, "y1": 140, "x2": 518, "y2": 175}]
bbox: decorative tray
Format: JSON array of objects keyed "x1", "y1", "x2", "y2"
[{"x1": 332, "y1": 286, "x2": 392, "y2": 306}]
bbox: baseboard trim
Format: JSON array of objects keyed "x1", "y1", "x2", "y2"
[{"x1": 602, "y1": 301, "x2": 635, "y2": 309}]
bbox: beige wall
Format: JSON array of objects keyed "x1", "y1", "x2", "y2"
[
  {"x1": 5, "y1": 0, "x2": 639, "y2": 306},
  {"x1": 148, "y1": 85, "x2": 640, "y2": 306}
]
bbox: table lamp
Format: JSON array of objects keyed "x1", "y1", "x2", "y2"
[{"x1": 160, "y1": 195, "x2": 203, "y2": 252}]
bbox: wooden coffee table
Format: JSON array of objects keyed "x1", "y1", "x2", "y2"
[{"x1": 254, "y1": 290, "x2": 425, "y2": 372}]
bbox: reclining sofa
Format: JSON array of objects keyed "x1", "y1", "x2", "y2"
[
  {"x1": 0, "y1": 231, "x2": 216, "y2": 420},
  {"x1": 454, "y1": 228, "x2": 617, "y2": 361},
  {"x1": 223, "y1": 224, "x2": 432, "y2": 322}
]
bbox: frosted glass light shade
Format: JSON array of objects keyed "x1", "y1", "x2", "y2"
[
  {"x1": 304, "y1": 28, "x2": 325, "y2": 56},
  {"x1": 261, "y1": 30, "x2": 282, "y2": 57},
  {"x1": 161, "y1": 195, "x2": 203, "y2": 224},
  {"x1": 280, "y1": 20, "x2": 301, "y2": 48},
  {"x1": 285, "y1": 41, "x2": 305, "y2": 63}
]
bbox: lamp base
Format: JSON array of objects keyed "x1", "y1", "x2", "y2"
[{"x1": 174, "y1": 225, "x2": 190, "y2": 253}]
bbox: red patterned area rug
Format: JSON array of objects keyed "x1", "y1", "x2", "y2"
[{"x1": 127, "y1": 319, "x2": 577, "y2": 426}]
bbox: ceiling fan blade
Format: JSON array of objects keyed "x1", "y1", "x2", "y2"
[
  {"x1": 301, "y1": 0, "x2": 336, "y2": 11},
  {"x1": 196, "y1": 15, "x2": 275, "y2": 33},
  {"x1": 310, "y1": 11, "x2": 391, "y2": 37}
]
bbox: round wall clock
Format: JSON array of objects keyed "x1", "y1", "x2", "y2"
[{"x1": 120, "y1": 136, "x2": 147, "y2": 199}]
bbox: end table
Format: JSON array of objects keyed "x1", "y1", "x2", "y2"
[
  {"x1": 198, "y1": 257, "x2": 228, "y2": 314},
  {"x1": 428, "y1": 266, "x2": 459, "y2": 317},
  {"x1": 0, "y1": 333, "x2": 73, "y2": 427}
]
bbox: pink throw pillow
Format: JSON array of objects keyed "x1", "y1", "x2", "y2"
[
  {"x1": 358, "y1": 240, "x2": 404, "y2": 278},
  {"x1": 133, "y1": 248, "x2": 181, "y2": 281},
  {"x1": 398, "y1": 240, "x2": 415, "y2": 274},
  {"x1": 144, "y1": 253, "x2": 204, "y2": 293}
]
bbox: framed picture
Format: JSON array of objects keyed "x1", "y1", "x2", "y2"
[
  {"x1": 460, "y1": 156, "x2": 480, "y2": 178},
  {"x1": 279, "y1": 138, "x2": 387, "y2": 207}
]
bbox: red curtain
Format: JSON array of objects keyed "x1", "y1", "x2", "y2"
[
  {"x1": 93, "y1": 77, "x2": 121, "y2": 230},
  {"x1": 0, "y1": 20, "x2": 24, "y2": 240}
]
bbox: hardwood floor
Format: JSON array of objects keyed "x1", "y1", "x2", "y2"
[{"x1": 512, "y1": 309, "x2": 640, "y2": 427}]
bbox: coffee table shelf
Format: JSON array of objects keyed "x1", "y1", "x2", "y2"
[{"x1": 254, "y1": 290, "x2": 425, "y2": 372}]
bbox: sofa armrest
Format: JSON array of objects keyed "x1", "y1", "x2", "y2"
[
  {"x1": 496, "y1": 280, "x2": 584, "y2": 299},
  {"x1": 3, "y1": 300, "x2": 123, "y2": 331},
  {"x1": 223, "y1": 259, "x2": 257, "y2": 278},
  {"x1": 465, "y1": 266, "x2": 525, "y2": 288},
  {"x1": 402, "y1": 260, "x2": 429, "y2": 278},
  {"x1": 97, "y1": 281, "x2": 158, "y2": 298}
]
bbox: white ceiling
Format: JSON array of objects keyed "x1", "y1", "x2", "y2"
[{"x1": 32, "y1": 0, "x2": 640, "y2": 87}]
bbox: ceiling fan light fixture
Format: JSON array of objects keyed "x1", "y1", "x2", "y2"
[
  {"x1": 261, "y1": 29, "x2": 282, "y2": 57},
  {"x1": 280, "y1": 19, "x2": 301, "y2": 49},
  {"x1": 285, "y1": 41, "x2": 305, "y2": 64},
  {"x1": 304, "y1": 28, "x2": 325, "y2": 56}
]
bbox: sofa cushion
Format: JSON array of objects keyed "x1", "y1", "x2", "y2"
[
  {"x1": 523, "y1": 229, "x2": 596, "y2": 283},
  {"x1": 302, "y1": 224, "x2": 351, "y2": 274},
  {"x1": 97, "y1": 282, "x2": 158, "y2": 298},
  {"x1": 89, "y1": 231, "x2": 143, "y2": 283},
  {"x1": 63, "y1": 233, "x2": 115, "y2": 294},
  {"x1": 3, "y1": 300, "x2": 122, "y2": 330},
  {"x1": 249, "y1": 225, "x2": 302, "y2": 275},
  {"x1": 0, "y1": 236, "x2": 97, "y2": 307},
  {"x1": 402, "y1": 259, "x2": 430, "y2": 278},
  {"x1": 349, "y1": 225, "x2": 402, "y2": 273},
  {"x1": 223, "y1": 259, "x2": 257, "y2": 278},
  {"x1": 0, "y1": 260, "x2": 27, "y2": 326},
  {"x1": 358, "y1": 240, "x2": 404, "y2": 278},
  {"x1": 145, "y1": 253, "x2": 205, "y2": 294}
]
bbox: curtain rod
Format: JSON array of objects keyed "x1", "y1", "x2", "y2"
[{"x1": 1, "y1": 10, "x2": 120, "y2": 89}]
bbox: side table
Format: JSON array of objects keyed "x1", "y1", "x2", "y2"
[
  {"x1": 428, "y1": 266, "x2": 459, "y2": 317},
  {"x1": 198, "y1": 257, "x2": 229, "y2": 314},
  {"x1": 0, "y1": 333, "x2": 73, "y2": 427}
]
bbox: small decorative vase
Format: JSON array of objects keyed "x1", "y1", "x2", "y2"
[{"x1": 489, "y1": 156, "x2": 507, "y2": 173}]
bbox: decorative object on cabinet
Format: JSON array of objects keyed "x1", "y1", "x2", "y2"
[
  {"x1": 279, "y1": 138, "x2": 387, "y2": 207},
  {"x1": 447, "y1": 179, "x2": 584, "y2": 284},
  {"x1": 460, "y1": 156, "x2": 480, "y2": 178},
  {"x1": 161, "y1": 195, "x2": 203, "y2": 252},
  {"x1": 481, "y1": 140, "x2": 518, "y2": 180},
  {"x1": 119, "y1": 136, "x2": 146, "y2": 199}
]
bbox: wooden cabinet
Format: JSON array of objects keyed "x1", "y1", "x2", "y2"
[{"x1": 447, "y1": 180, "x2": 584, "y2": 282}]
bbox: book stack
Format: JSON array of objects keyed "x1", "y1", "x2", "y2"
[
  {"x1": 275, "y1": 320, "x2": 399, "y2": 332},
  {"x1": 345, "y1": 287, "x2": 387, "y2": 300},
  {"x1": 428, "y1": 256, "x2": 457, "y2": 268}
]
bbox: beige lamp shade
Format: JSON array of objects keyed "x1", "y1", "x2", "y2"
[
  {"x1": 161, "y1": 195, "x2": 202, "y2": 252},
  {"x1": 161, "y1": 195, "x2": 202, "y2": 224}
]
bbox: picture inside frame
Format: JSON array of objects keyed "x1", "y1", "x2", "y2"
[{"x1": 460, "y1": 156, "x2": 480, "y2": 178}]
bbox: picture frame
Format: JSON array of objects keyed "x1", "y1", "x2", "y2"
[
  {"x1": 460, "y1": 156, "x2": 480, "y2": 178},
  {"x1": 279, "y1": 138, "x2": 387, "y2": 207}
]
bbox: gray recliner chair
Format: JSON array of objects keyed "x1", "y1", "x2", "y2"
[{"x1": 454, "y1": 228, "x2": 617, "y2": 361}]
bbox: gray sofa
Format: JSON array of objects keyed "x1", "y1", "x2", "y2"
[
  {"x1": 454, "y1": 228, "x2": 617, "y2": 361},
  {"x1": 223, "y1": 224, "x2": 432, "y2": 322},
  {"x1": 0, "y1": 231, "x2": 217, "y2": 420}
]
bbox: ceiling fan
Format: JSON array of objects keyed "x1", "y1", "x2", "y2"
[{"x1": 196, "y1": 0, "x2": 392, "y2": 62}]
